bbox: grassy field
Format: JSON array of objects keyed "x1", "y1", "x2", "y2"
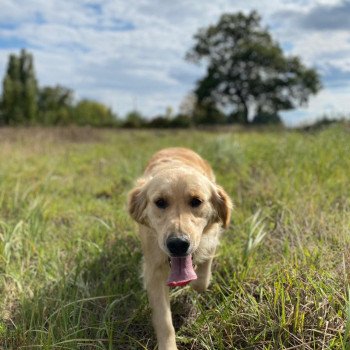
[{"x1": 0, "y1": 125, "x2": 350, "y2": 349}]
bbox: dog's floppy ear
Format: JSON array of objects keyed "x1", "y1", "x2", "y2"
[
  {"x1": 211, "y1": 185, "x2": 233, "y2": 229},
  {"x1": 128, "y1": 179, "x2": 148, "y2": 225}
]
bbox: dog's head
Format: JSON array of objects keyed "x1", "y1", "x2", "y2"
[{"x1": 128, "y1": 167, "x2": 232, "y2": 258}]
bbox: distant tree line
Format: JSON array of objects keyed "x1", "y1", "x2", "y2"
[
  {"x1": 0, "y1": 11, "x2": 322, "y2": 128},
  {"x1": 0, "y1": 49, "x2": 118, "y2": 127}
]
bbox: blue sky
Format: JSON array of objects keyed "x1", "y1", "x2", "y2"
[{"x1": 1, "y1": 0, "x2": 350, "y2": 126}]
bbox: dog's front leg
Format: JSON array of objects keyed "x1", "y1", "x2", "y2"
[
  {"x1": 191, "y1": 257, "x2": 214, "y2": 292},
  {"x1": 143, "y1": 258, "x2": 177, "y2": 350}
]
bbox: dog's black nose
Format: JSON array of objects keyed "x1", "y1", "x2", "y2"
[{"x1": 166, "y1": 236, "x2": 190, "y2": 256}]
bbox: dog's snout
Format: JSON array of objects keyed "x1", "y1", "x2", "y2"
[{"x1": 166, "y1": 236, "x2": 190, "y2": 256}]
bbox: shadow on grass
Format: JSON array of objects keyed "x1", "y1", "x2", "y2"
[
  {"x1": 3, "y1": 234, "x2": 148, "y2": 349},
  {"x1": 4, "y1": 233, "x2": 196, "y2": 350}
]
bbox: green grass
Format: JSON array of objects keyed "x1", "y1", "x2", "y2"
[{"x1": 0, "y1": 125, "x2": 350, "y2": 349}]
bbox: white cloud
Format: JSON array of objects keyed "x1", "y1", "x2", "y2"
[
  {"x1": 316, "y1": 0, "x2": 343, "y2": 5},
  {"x1": 282, "y1": 84, "x2": 350, "y2": 126}
]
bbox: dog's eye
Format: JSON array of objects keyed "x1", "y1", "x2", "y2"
[
  {"x1": 155, "y1": 198, "x2": 168, "y2": 209},
  {"x1": 190, "y1": 197, "x2": 202, "y2": 208}
]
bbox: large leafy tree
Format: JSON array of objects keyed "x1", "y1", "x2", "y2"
[
  {"x1": 1, "y1": 49, "x2": 38, "y2": 125},
  {"x1": 186, "y1": 11, "x2": 322, "y2": 124}
]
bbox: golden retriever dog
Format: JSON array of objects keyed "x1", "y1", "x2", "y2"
[{"x1": 128, "y1": 147, "x2": 232, "y2": 350}]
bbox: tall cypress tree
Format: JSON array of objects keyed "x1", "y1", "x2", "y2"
[
  {"x1": 2, "y1": 54, "x2": 21, "y2": 124},
  {"x1": 1, "y1": 49, "x2": 38, "y2": 125},
  {"x1": 20, "y1": 49, "x2": 38, "y2": 123}
]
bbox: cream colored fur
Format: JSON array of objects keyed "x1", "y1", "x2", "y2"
[{"x1": 128, "y1": 147, "x2": 232, "y2": 350}]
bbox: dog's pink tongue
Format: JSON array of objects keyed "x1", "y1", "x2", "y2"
[{"x1": 167, "y1": 256, "x2": 197, "y2": 287}]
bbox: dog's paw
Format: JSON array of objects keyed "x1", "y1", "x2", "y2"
[{"x1": 190, "y1": 278, "x2": 210, "y2": 292}]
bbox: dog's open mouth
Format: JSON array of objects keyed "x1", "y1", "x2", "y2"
[{"x1": 167, "y1": 255, "x2": 197, "y2": 287}]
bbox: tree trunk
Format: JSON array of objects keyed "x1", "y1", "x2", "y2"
[
  {"x1": 241, "y1": 101, "x2": 249, "y2": 124},
  {"x1": 236, "y1": 90, "x2": 249, "y2": 124}
]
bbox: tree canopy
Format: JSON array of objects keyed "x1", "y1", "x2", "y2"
[
  {"x1": 73, "y1": 99, "x2": 117, "y2": 126},
  {"x1": 187, "y1": 11, "x2": 322, "y2": 124},
  {"x1": 38, "y1": 85, "x2": 74, "y2": 125}
]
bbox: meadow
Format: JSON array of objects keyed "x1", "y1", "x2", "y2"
[{"x1": 0, "y1": 125, "x2": 350, "y2": 350}]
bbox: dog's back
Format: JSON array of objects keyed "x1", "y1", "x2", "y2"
[{"x1": 145, "y1": 147, "x2": 215, "y2": 181}]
